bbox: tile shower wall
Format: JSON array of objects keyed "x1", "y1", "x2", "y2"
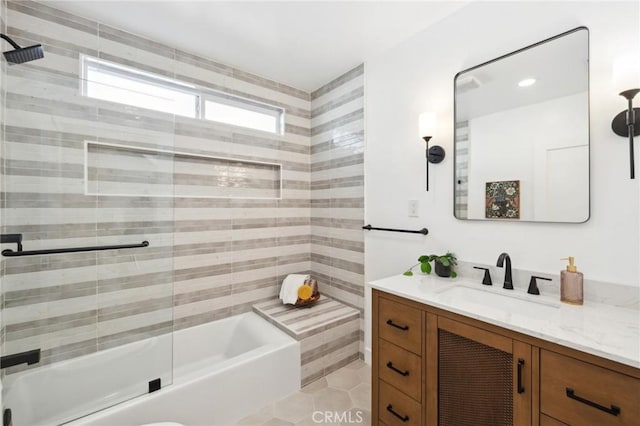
[
  {"x1": 310, "y1": 65, "x2": 365, "y2": 354},
  {"x1": 0, "y1": 0, "x2": 312, "y2": 371},
  {"x1": 455, "y1": 121, "x2": 469, "y2": 218},
  {"x1": 0, "y1": 0, "x2": 5, "y2": 356},
  {"x1": 86, "y1": 143, "x2": 283, "y2": 199}
]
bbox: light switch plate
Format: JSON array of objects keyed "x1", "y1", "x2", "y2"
[{"x1": 409, "y1": 200, "x2": 419, "y2": 217}]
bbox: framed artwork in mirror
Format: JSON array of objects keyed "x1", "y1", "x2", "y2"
[{"x1": 485, "y1": 180, "x2": 520, "y2": 219}]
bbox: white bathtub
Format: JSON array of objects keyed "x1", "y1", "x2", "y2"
[{"x1": 3, "y1": 312, "x2": 300, "y2": 426}]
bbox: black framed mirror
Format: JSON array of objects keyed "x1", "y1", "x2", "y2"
[{"x1": 454, "y1": 27, "x2": 590, "y2": 223}]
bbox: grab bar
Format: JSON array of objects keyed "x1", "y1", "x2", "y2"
[
  {"x1": 1, "y1": 235, "x2": 149, "y2": 257},
  {"x1": 1, "y1": 349, "x2": 41, "y2": 369},
  {"x1": 362, "y1": 224, "x2": 429, "y2": 235}
]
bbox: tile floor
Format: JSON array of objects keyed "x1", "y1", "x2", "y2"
[{"x1": 235, "y1": 360, "x2": 371, "y2": 425}]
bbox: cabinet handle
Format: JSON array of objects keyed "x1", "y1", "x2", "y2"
[
  {"x1": 386, "y1": 319, "x2": 409, "y2": 331},
  {"x1": 386, "y1": 404, "x2": 410, "y2": 422},
  {"x1": 386, "y1": 361, "x2": 410, "y2": 376},
  {"x1": 517, "y1": 358, "x2": 525, "y2": 394},
  {"x1": 565, "y1": 388, "x2": 621, "y2": 416}
]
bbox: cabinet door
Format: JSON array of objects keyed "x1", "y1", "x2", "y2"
[{"x1": 436, "y1": 317, "x2": 532, "y2": 426}]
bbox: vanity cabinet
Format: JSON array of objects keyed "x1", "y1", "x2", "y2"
[
  {"x1": 371, "y1": 289, "x2": 640, "y2": 426},
  {"x1": 539, "y1": 350, "x2": 640, "y2": 425}
]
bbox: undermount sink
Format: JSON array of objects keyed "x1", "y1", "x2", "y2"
[{"x1": 435, "y1": 285, "x2": 560, "y2": 319}]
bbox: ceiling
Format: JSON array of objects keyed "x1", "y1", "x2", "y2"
[
  {"x1": 50, "y1": 1, "x2": 467, "y2": 92},
  {"x1": 456, "y1": 28, "x2": 589, "y2": 121}
]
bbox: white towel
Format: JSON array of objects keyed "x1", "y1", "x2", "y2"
[{"x1": 279, "y1": 274, "x2": 310, "y2": 305}]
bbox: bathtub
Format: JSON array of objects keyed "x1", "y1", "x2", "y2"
[{"x1": 3, "y1": 312, "x2": 300, "y2": 426}]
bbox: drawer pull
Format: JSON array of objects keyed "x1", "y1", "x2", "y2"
[
  {"x1": 386, "y1": 404, "x2": 410, "y2": 422},
  {"x1": 386, "y1": 361, "x2": 410, "y2": 376},
  {"x1": 386, "y1": 319, "x2": 409, "y2": 331},
  {"x1": 517, "y1": 358, "x2": 525, "y2": 394},
  {"x1": 565, "y1": 388, "x2": 621, "y2": 416}
]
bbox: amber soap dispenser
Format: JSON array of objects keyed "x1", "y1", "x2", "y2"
[{"x1": 560, "y1": 257, "x2": 583, "y2": 305}]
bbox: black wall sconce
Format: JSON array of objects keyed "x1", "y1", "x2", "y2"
[
  {"x1": 611, "y1": 56, "x2": 639, "y2": 179},
  {"x1": 612, "y1": 89, "x2": 639, "y2": 179},
  {"x1": 419, "y1": 112, "x2": 446, "y2": 191}
]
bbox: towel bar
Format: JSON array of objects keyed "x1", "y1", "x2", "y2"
[{"x1": 362, "y1": 224, "x2": 428, "y2": 235}]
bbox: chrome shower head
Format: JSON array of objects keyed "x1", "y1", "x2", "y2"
[{"x1": 1, "y1": 34, "x2": 44, "y2": 64}]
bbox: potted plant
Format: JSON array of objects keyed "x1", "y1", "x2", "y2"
[{"x1": 403, "y1": 252, "x2": 458, "y2": 278}]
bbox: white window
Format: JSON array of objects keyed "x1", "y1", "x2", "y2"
[
  {"x1": 81, "y1": 55, "x2": 284, "y2": 134},
  {"x1": 204, "y1": 97, "x2": 281, "y2": 134},
  {"x1": 82, "y1": 56, "x2": 198, "y2": 118}
]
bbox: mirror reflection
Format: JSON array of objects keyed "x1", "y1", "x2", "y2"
[{"x1": 454, "y1": 27, "x2": 589, "y2": 223}]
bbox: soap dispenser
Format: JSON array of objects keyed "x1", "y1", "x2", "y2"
[{"x1": 560, "y1": 257, "x2": 583, "y2": 305}]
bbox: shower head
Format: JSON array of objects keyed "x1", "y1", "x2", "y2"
[
  {"x1": 4, "y1": 44, "x2": 44, "y2": 64},
  {"x1": 0, "y1": 34, "x2": 44, "y2": 64}
]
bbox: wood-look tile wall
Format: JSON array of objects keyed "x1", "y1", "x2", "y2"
[
  {"x1": 310, "y1": 65, "x2": 365, "y2": 354},
  {"x1": 253, "y1": 296, "x2": 361, "y2": 385},
  {"x1": 0, "y1": 0, "x2": 310, "y2": 372},
  {"x1": 0, "y1": 0, "x2": 5, "y2": 357},
  {"x1": 455, "y1": 121, "x2": 469, "y2": 218},
  {"x1": 0, "y1": 0, "x2": 365, "y2": 374}
]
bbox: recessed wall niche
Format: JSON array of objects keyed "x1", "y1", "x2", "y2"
[{"x1": 85, "y1": 142, "x2": 282, "y2": 199}]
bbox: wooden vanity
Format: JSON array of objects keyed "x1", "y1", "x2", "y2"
[{"x1": 371, "y1": 289, "x2": 640, "y2": 426}]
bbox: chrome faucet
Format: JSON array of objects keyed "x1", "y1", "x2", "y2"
[{"x1": 496, "y1": 252, "x2": 514, "y2": 290}]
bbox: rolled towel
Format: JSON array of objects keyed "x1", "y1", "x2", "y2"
[{"x1": 280, "y1": 274, "x2": 310, "y2": 305}]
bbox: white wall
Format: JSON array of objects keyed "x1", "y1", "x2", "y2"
[
  {"x1": 466, "y1": 92, "x2": 589, "y2": 222},
  {"x1": 364, "y1": 1, "x2": 639, "y2": 360}
]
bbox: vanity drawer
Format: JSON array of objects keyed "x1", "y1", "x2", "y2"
[
  {"x1": 540, "y1": 350, "x2": 640, "y2": 425},
  {"x1": 378, "y1": 297, "x2": 422, "y2": 354},
  {"x1": 378, "y1": 339, "x2": 421, "y2": 402},
  {"x1": 378, "y1": 380, "x2": 422, "y2": 426}
]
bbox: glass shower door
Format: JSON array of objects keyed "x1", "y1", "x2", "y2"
[{"x1": 0, "y1": 52, "x2": 175, "y2": 425}]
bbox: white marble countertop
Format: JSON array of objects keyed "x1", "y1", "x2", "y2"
[{"x1": 369, "y1": 274, "x2": 640, "y2": 369}]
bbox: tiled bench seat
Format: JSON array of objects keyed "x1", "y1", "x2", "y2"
[{"x1": 253, "y1": 297, "x2": 360, "y2": 386}]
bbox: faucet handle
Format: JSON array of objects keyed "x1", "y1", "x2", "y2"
[
  {"x1": 473, "y1": 267, "x2": 493, "y2": 286},
  {"x1": 528, "y1": 275, "x2": 552, "y2": 295}
]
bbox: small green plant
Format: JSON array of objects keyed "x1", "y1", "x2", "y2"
[{"x1": 403, "y1": 252, "x2": 458, "y2": 278}]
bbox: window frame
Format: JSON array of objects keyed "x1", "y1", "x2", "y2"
[{"x1": 80, "y1": 54, "x2": 285, "y2": 135}]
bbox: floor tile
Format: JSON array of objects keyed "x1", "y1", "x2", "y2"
[
  {"x1": 348, "y1": 383, "x2": 370, "y2": 410},
  {"x1": 325, "y1": 367, "x2": 361, "y2": 390},
  {"x1": 340, "y1": 408, "x2": 370, "y2": 426},
  {"x1": 300, "y1": 376, "x2": 328, "y2": 394},
  {"x1": 344, "y1": 359, "x2": 366, "y2": 370},
  {"x1": 312, "y1": 387, "x2": 353, "y2": 413},
  {"x1": 262, "y1": 418, "x2": 295, "y2": 426},
  {"x1": 355, "y1": 365, "x2": 371, "y2": 385},
  {"x1": 274, "y1": 392, "x2": 315, "y2": 423},
  {"x1": 237, "y1": 363, "x2": 371, "y2": 425}
]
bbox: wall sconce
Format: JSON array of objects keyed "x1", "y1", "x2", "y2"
[
  {"x1": 611, "y1": 55, "x2": 640, "y2": 179},
  {"x1": 419, "y1": 112, "x2": 445, "y2": 191}
]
